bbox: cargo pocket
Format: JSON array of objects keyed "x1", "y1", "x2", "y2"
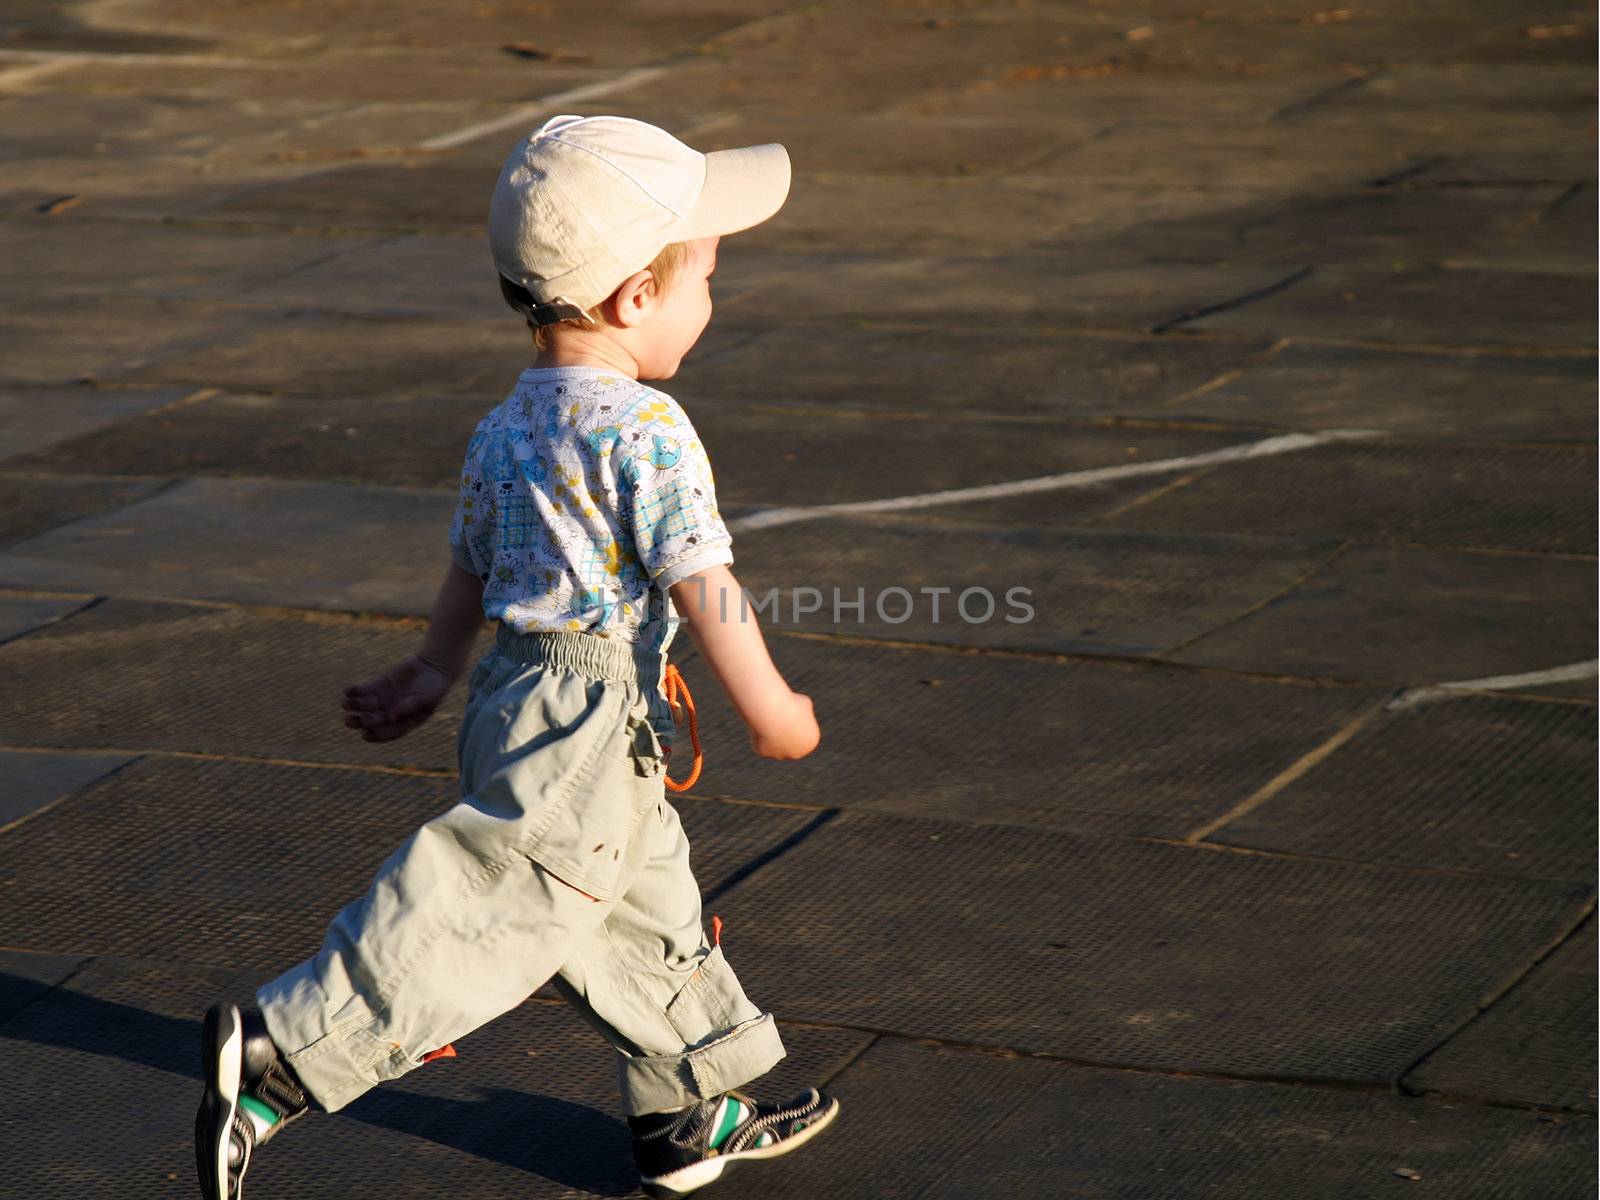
[
  {"x1": 526, "y1": 711, "x2": 661, "y2": 903},
  {"x1": 619, "y1": 711, "x2": 669, "y2": 778}
]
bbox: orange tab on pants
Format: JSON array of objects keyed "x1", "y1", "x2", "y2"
[{"x1": 421, "y1": 1043, "x2": 457, "y2": 1064}]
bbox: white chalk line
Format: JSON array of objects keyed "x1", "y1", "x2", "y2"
[
  {"x1": 726, "y1": 428, "x2": 1384, "y2": 533},
  {"x1": 417, "y1": 66, "x2": 669, "y2": 151},
  {"x1": 1389, "y1": 661, "x2": 1598, "y2": 710}
]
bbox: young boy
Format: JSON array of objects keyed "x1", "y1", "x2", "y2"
[{"x1": 195, "y1": 114, "x2": 838, "y2": 1200}]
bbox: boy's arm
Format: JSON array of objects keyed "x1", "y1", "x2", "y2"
[
  {"x1": 343, "y1": 562, "x2": 486, "y2": 742},
  {"x1": 417, "y1": 561, "x2": 490, "y2": 680},
  {"x1": 668, "y1": 563, "x2": 819, "y2": 760}
]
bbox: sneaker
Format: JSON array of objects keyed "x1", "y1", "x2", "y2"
[
  {"x1": 627, "y1": 1087, "x2": 840, "y2": 1198},
  {"x1": 195, "y1": 1003, "x2": 311, "y2": 1200}
]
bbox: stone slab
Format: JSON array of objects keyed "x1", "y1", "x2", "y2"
[
  {"x1": 1027, "y1": 120, "x2": 1441, "y2": 196},
  {"x1": 0, "y1": 473, "x2": 172, "y2": 549},
  {"x1": 902, "y1": 63, "x2": 1350, "y2": 123},
  {"x1": 1411, "y1": 148, "x2": 1598, "y2": 186},
  {"x1": 0, "y1": 90, "x2": 348, "y2": 168},
  {"x1": 0, "y1": 219, "x2": 384, "y2": 306},
  {"x1": 5, "y1": 389, "x2": 491, "y2": 489},
  {"x1": 1159, "y1": 340, "x2": 1598, "y2": 441},
  {"x1": 1406, "y1": 919, "x2": 1598, "y2": 1113},
  {"x1": 199, "y1": 162, "x2": 507, "y2": 231},
  {"x1": 727, "y1": 514, "x2": 1342, "y2": 655},
  {"x1": 1169, "y1": 545, "x2": 1599, "y2": 687},
  {"x1": 0, "y1": 953, "x2": 867, "y2": 1199},
  {"x1": 764, "y1": 1037, "x2": 1598, "y2": 1200},
  {"x1": 0, "y1": 754, "x2": 812, "y2": 971},
  {"x1": 0, "y1": 477, "x2": 455, "y2": 614},
  {"x1": 0, "y1": 151, "x2": 296, "y2": 223},
  {"x1": 673, "y1": 634, "x2": 1382, "y2": 838},
  {"x1": 683, "y1": 324, "x2": 1269, "y2": 417},
  {"x1": 0, "y1": 599, "x2": 477, "y2": 771},
  {"x1": 693, "y1": 111, "x2": 1076, "y2": 178},
  {"x1": 0, "y1": 590, "x2": 95, "y2": 645},
  {"x1": 646, "y1": 9, "x2": 1125, "y2": 116},
  {"x1": 0, "y1": 749, "x2": 136, "y2": 831},
  {"x1": 714, "y1": 252, "x2": 1308, "y2": 334},
  {"x1": 1225, "y1": 185, "x2": 1570, "y2": 265},
  {"x1": 0, "y1": 295, "x2": 257, "y2": 385},
  {"x1": 0, "y1": 385, "x2": 193, "y2": 458},
  {"x1": 712, "y1": 809, "x2": 1591, "y2": 1077},
  {"x1": 241, "y1": 233, "x2": 508, "y2": 317},
  {"x1": 1189, "y1": 265, "x2": 1597, "y2": 349},
  {"x1": 116, "y1": 310, "x2": 532, "y2": 396},
  {"x1": 1292, "y1": 65, "x2": 1597, "y2": 135},
  {"x1": 1095, "y1": 440, "x2": 1597, "y2": 554},
  {"x1": 0, "y1": 949, "x2": 88, "y2": 1026},
  {"x1": 54, "y1": 55, "x2": 614, "y2": 105},
  {"x1": 1212, "y1": 695, "x2": 1598, "y2": 882}
]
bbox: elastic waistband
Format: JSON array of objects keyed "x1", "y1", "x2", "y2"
[{"x1": 495, "y1": 625, "x2": 657, "y2": 684}]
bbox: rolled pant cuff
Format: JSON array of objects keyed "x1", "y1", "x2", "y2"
[
  {"x1": 617, "y1": 1013, "x2": 786, "y2": 1116},
  {"x1": 255, "y1": 965, "x2": 411, "y2": 1115}
]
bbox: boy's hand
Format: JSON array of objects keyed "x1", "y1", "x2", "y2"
[
  {"x1": 342, "y1": 655, "x2": 455, "y2": 743},
  {"x1": 748, "y1": 690, "x2": 820, "y2": 760}
]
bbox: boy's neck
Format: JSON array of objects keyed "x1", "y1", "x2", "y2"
[{"x1": 532, "y1": 326, "x2": 641, "y2": 380}]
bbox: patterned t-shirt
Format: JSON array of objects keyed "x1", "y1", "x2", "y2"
[{"x1": 449, "y1": 366, "x2": 734, "y2": 650}]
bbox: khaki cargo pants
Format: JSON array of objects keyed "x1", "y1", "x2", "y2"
[{"x1": 255, "y1": 627, "x2": 785, "y2": 1116}]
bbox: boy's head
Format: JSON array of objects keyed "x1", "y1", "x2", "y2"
[{"x1": 489, "y1": 114, "x2": 789, "y2": 379}]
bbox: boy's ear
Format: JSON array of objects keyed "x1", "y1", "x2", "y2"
[{"x1": 608, "y1": 267, "x2": 662, "y2": 329}]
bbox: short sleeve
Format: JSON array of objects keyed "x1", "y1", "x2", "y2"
[
  {"x1": 448, "y1": 429, "x2": 493, "y2": 578},
  {"x1": 619, "y1": 408, "x2": 733, "y2": 591}
]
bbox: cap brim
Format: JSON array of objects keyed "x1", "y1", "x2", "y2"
[{"x1": 682, "y1": 142, "x2": 791, "y2": 240}]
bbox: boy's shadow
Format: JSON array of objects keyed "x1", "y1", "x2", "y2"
[{"x1": 1, "y1": 973, "x2": 638, "y2": 1197}]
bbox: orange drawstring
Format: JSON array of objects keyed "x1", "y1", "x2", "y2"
[{"x1": 662, "y1": 663, "x2": 703, "y2": 792}]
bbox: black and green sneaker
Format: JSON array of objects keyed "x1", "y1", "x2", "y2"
[
  {"x1": 627, "y1": 1087, "x2": 840, "y2": 1198},
  {"x1": 195, "y1": 1003, "x2": 312, "y2": 1200}
]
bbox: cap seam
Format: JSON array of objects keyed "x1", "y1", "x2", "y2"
[{"x1": 541, "y1": 126, "x2": 702, "y2": 221}]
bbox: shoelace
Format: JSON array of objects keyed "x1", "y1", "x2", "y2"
[{"x1": 662, "y1": 663, "x2": 702, "y2": 791}]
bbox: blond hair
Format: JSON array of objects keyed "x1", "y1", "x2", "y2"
[{"x1": 530, "y1": 241, "x2": 690, "y2": 350}]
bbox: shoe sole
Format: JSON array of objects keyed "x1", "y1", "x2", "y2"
[
  {"x1": 195, "y1": 1003, "x2": 244, "y2": 1200},
  {"x1": 640, "y1": 1097, "x2": 841, "y2": 1199}
]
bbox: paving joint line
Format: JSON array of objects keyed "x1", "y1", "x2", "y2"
[
  {"x1": 1156, "y1": 539, "x2": 1353, "y2": 658},
  {"x1": 1149, "y1": 265, "x2": 1315, "y2": 335},
  {"x1": 1368, "y1": 155, "x2": 1451, "y2": 187},
  {"x1": 766, "y1": 1024, "x2": 1593, "y2": 1118},
  {"x1": 0, "y1": 954, "x2": 100, "y2": 1039},
  {"x1": 1080, "y1": 468, "x2": 1212, "y2": 522},
  {"x1": 1141, "y1": 829, "x2": 1594, "y2": 888},
  {"x1": 1180, "y1": 697, "x2": 1391, "y2": 844},
  {"x1": 0, "y1": 593, "x2": 102, "y2": 652},
  {"x1": 1395, "y1": 902, "x2": 1597, "y2": 1099},
  {"x1": 0, "y1": 750, "x2": 145, "y2": 838},
  {"x1": 1271, "y1": 70, "x2": 1376, "y2": 122},
  {"x1": 0, "y1": 744, "x2": 455, "y2": 783},
  {"x1": 819, "y1": 1032, "x2": 881, "y2": 1090}
]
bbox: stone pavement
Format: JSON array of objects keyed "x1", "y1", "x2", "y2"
[{"x1": 0, "y1": 1, "x2": 1595, "y2": 1196}]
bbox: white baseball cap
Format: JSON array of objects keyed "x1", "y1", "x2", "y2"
[{"x1": 489, "y1": 114, "x2": 790, "y2": 323}]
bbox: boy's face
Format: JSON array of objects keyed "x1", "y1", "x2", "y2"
[{"x1": 636, "y1": 235, "x2": 718, "y2": 381}]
